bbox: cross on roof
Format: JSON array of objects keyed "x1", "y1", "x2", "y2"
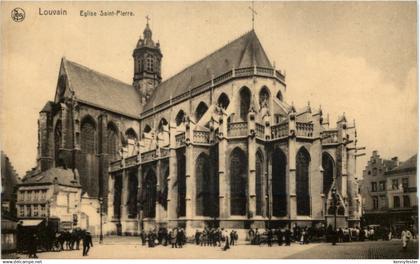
[
  {"x1": 248, "y1": 1, "x2": 257, "y2": 30},
  {"x1": 146, "y1": 15, "x2": 151, "y2": 25}
]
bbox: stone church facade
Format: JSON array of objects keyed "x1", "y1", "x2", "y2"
[{"x1": 34, "y1": 22, "x2": 361, "y2": 236}]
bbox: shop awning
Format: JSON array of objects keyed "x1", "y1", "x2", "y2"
[{"x1": 19, "y1": 219, "x2": 43, "y2": 226}]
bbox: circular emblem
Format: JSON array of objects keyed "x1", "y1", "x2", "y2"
[{"x1": 11, "y1": 8, "x2": 25, "y2": 22}]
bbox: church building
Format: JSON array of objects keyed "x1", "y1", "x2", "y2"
[{"x1": 29, "y1": 21, "x2": 361, "y2": 236}]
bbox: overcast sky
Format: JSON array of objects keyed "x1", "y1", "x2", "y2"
[{"x1": 1, "y1": 1, "x2": 417, "y2": 177}]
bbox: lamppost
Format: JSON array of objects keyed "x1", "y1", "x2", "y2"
[
  {"x1": 331, "y1": 187, "x2": 337, "y2": 245},
  {"x1": 99, "y1": 197, "x2": 103, "y2": 244}
]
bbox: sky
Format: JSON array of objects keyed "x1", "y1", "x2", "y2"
[{"x1": 0, "y1": 1, "x2": 417, "y2": 177}]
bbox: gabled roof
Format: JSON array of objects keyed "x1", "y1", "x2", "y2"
[
  {"x1": 20, "y1": 167, "x2": 81, "y2": 187},
  {"x1": 385, "y1": 154, "x2": 417, "y2": 175},
  {"x1": 144, "y1": 30, "x2": 273, "y2": 111},
  {"x1": 61, "y1": 58, "x2": 142, "y2": 118}
]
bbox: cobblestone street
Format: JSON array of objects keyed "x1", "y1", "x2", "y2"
[{"x1": 11, "y1": 237, "x2": 418, "y2": 259}]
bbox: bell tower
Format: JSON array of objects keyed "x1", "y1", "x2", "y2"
[{"x1": 133, "y1": 17, "x2": 162, "y2": 104}]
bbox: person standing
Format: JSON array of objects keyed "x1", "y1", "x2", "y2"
[
  {"x1": 401, "y1": 227, "x2": 413, "y2": 251},
  {"x1": 285, "y1": 228, "x2": 291, "y2": 246},
  {"x1": 82, "y1": 231, "x2": 93, "y2": 257},
  {"x1": 170, "y1": 228, "x2": 177, "y2": 248},
  {"x1": 28, "y1": 233, "x2": 38, "y2": 258},
  {"x1": 230, "y1": 230, "x2": 235, "y2": 246},
  {"x1": 267, "y1": 229, "x2": 273, "y2": 247},
  {"x1": 223, "y1": 229, "x2": 230, "y2": 251}
]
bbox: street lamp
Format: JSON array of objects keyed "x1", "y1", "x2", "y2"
[
  {"x1": 331, "y1": 187, "x2": 337, "y2": 245},
  {"x1": 99, "y1": 197, "x2": 103, "y2": 244}
]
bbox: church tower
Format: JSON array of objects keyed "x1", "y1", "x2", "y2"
[{"x1": 133, "y1": 18, "x2": 162, "y2": 104}]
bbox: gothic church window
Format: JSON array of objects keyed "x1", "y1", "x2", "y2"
[
  {"x1": 230, "y1": 148, "x2": 247, "y2": 216},
  {"x1": 195, "y1": 102, "x2": 208, "y2": 122},
  {"x1": 143, "y1": 169, "x2": 157, "y2": 218},
  {"x1": 276, "y1": 91, "x2": 283, "y2": 101},
  {"x1": 217, "y1": 93, "x2": 230, "y2": 110},
  {"x1": 259, "y1": 87, "x2": 270, "y2": 109},
  {"x1": 255, "y1": 150, "x2": 265, "y2": 216},
  {"x1": 322, "y1": 153, "x2": 334, "y2": 196},
  {"x1": 107, "y1": 123, "x2": 119, "y2": 159},
  {"x1": 175, "y1": 110, "x2": 186, "y2": 126},
  {"x1": 239, "y1": 87, "x2": 251, "y2": 121},
  {"x1": 54, "y1": 120, "x2": 62, "y2": 165},
  {"x1": 128, "y1": 171, "x2": 138, "y2": 218},
  {"x1": 195, "y1": 153, "x2": 212, "y2": 216},
  {"x1": 272, "y1": 148, "x2": 287, "y2": 217},
  {"x1": 296, "y1": 147, "x2": 310, "y2": 215},
  {"x1": 177, "y1": 149, "x2": 186, "y2": 217},
  {"x1": 81, "y1": 116, "x2": 96, "y2": 154},
  {"x1": 158, "y1": 118, "x2": 168, "y2": 133}
]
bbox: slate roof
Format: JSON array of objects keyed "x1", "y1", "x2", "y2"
[
  {"x1": 144, "y1": 30, "x2": 273, "y2": 111},
  {"x1": 20, "y1": 167, "x2": 81, "y2": 187},
  {"x1": 385, "y1": 154, "x2": 417, "y2": 175},
  {"x1": 62, "y1": 58, "x2": 142, "y2": 118}
]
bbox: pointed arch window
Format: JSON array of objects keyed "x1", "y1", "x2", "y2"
[
  {"x1": 296, "y1": 148, "x2": 310, "y2": 216},
  {"x1": 175, "y1": 110, "x2": 186, "y2": 126},
  {"x1": 255, "y1": 151, "x2": 265, "y2": 216},
  {"x1": 54, "y1": 120, "x2": 62, "y2": 165},
  {"x1": 196, "y1": 153, "x2": 212, "y2": 216},
  {"x1": 259, "y1": 87, "x2": 270, "y2": 108},
  {"x1": 217, "y1": 93, "x2": 230, "y2": 110},
  {"x1": 158, "y1": 118, "x2": 168, "y2": 133},
  {"x1": 322, "y1": 153, "x2": 334, "y2": 196},
  {"x1": 128, "y1": 171, "x2": 138, "y2": 218},
  {"x1": 195, "y1": 102, "x2": 208, "y2": 122},
  {"x1": 240, "y1": 87, "x2": 251, "y2": 121},
  {"x1": 107, "y1": 123, "x2": 119, "y2": 159},
  {"x1": 272, "y1": 148, "x2": 287, "y2": 217},
  {"x1": 276, "y1": 91, "x2": 283, "y2": 101},
  {"x1": 230, "y1": 148, "x2": 247, "y2": 216},
  {"x1": 143, "y1": 169, "x2": 157, "y2": 218},
  {"x1": 81, "y1": 117, "x2": 96, "y2": 154}
]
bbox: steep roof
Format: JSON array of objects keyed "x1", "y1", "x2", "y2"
[
  {"x1": 20, "y1": 167, "x2": 81, "y2": 187},
  {"x1": 62, "y1": 58, "x2": 142, "y2": 118},
  {"x1": 385, "y1": 154, "x2": 417, "y2": 175},
  {"x1": 144, "y1": 30, "x2": 273, "y2": 111}
]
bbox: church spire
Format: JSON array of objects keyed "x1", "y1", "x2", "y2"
[{"x1": 133, "y1": 17, "x2": 162, "y2": 105}]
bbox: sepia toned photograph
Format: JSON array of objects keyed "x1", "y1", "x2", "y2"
[{"x1": 0, "y1": 0, "x2": 418, "y2": 260}]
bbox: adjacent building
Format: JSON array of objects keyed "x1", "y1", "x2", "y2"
[
  {"x1": 361, "y1": 151, "x2": 417, "y2": 230},
  {"x1": 1, "y1": 151, "x2": 19, "y2": 217}
]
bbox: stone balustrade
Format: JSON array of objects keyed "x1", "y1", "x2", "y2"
[
  {"x1": 228, "y1": 121, "x2": 248, "y2": 137},
  {"x1": 256, "y1": 123, "x2": 265, "y2": 139},
  {"x1": 125, "y1": 155, "x2": 138, "y2": 167},
  {"x1": 141, "y1": 149, "x2": 156, "y2": 163},
  {"x1": 175, "y1": 132, "x2": 186, "y2": 147},
  {"x1": 193, "y1": 130, "x2": 210, "y2": 144},
  {"x1": 322, "y1": 129, "x2": 339, "y2": 144},
  {"x1": 296, "y1": 122, "x2": 314, "y2": 137},
  {"x1": 271, "y1": 122, "x2": 289, "y2": 139}
]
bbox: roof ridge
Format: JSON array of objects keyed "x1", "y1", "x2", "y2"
[
  {"x1": 63, "y1": 58, "x2": 132, "y2": 87},
  {"x1": 159, "y1": 30, "x2": 255, "y2": 86}
]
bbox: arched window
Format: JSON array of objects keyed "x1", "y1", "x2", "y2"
[
  {"x1": 158, "y1": 164, "x2": 169, "y2": 210},
  {"x1": 142, "y1": 125, "x2": 152, "y2": 138},
  {"x1": 230, "y1": 148, "x2": 247, "y2": 216},
  {"x1": 296, "y1": 147, "x2": 310, "y2": 215},
  {"x1": 322, "y1": 153, "x2": 334, "y2": 196},
  {"x1": 125, "y1": 128, "x2": 138, "y2": 141},
  {"x1": 259, "y1": 86, "x2": 270, "y2": 108},
  {"x1": 240, "y1": 87, "x2": 251, "y2": 120},
  {"x1": 276, "y1": 91, "x2": 283, "y2": 101},
  {"x1": 128, "y1": 171, "x2": 138, "y2": 218},
  {"x1": 113, "y1": 174, "x2": 123, "y2": 219},
  {"x1": 177, "y1": 149, "x2": 186, "y2": 217},
  {"x1": 81, "y1": 116, "x2": 96, "y2": 154},
  {"x1": 107, "y1": 123, "x2": 119, "y2": 159},
  {"x1": 196, "y1": 153, "x2": 212, "y2": 216},
  {"x1": 195, "y1": 102, "x2": 208, "y2": 122},
  {"x1": 158, "y1": 118, "x2": 168, "y2": 133},
  {"x1": 143, "y1": 169, "x2": 157, "y2": 218},
  {"x1": 272, "y1": 148, "x2": 287, "y2": 217},
  {"x1": 255, "y1": 150, "x2": 265, "y2": 216},
  {"x1": 217, "y1": 93, "x2": 230, "y2": 110},
  {"x1": 175, "y1": 110, "x2": 186, "y2": 126},
  {"x1": 54, "y1": 120, "x2": 62, "y2": 165}
]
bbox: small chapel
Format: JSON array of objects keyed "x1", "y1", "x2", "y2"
[{"x1": 26, "y1": 20, "x2": 362, "y2": 236}]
